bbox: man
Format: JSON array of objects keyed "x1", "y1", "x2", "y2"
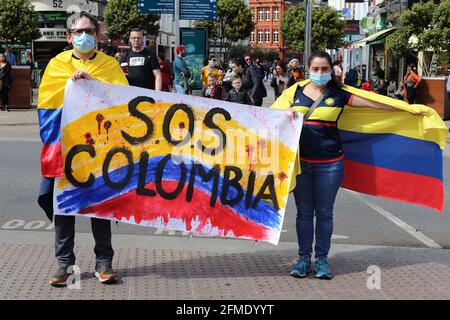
[
  {"x1": 121, "y1": 28, "x2": 162, "y2": 90},
  {"x1": 37, "y1": 11, "x2": 128, "y2": 287},
  {"x1": 173, "y1": 45, "x2": 190, "y2": 94},
  {"x1": 243, "y1": 55, "x2": 266, "y2": 106}
]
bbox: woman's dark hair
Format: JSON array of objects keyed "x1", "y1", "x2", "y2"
[
  {"x1": 308, "y1": 51, "x2": 341, "y2": 88},
  {"x1": 231, "y1": 73, "x2": 243, "y2": 82},
  {"x1": 230, "y1": 58, "x2": 245, "y2": 69},
  {"x1": 276, "y1": 62, "x2": 287, "y2": 73},
  {"x1": 158, "y1": 53, "x2": 165, "y2": 61}
]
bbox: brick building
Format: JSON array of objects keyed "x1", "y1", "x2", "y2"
[{"x1": 248, "y1": 0, "x2": 287, "y2": 59}]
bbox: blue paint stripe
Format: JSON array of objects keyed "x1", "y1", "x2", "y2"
[
  {"x1": 38, "y1": 108, "x2": 62, "y2": 145},
  {"x1": 339, "y1": 130, "x2": 443, "y2": 180},
  {"x1": 56, "y1": 155, "x2": 282, "y2": 229}
]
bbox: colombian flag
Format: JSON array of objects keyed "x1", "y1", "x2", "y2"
[
  {"x1": 272, "y1": 80, "x2": 448, "y2": 213},
  {"x1": 37, "y1": 50, "x2": 128, "y2": 178}
]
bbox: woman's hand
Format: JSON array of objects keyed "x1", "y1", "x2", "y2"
[
  {"x1": 72, "y1": 70, "x2": 94, "y2": 81},
  {"x1": 287, "y1": 107, "x2": 298, "y2": 119}
]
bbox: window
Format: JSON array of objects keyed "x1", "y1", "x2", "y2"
[
  {"x1": 258, "y1": 9, "x2": 263, "y2": 21},
  {"x1": 265, "y1": 29, "x2": 270, "y2": 42},
  {"x1": 258, "y1": 30, "x2": 263, "y2": 43},
  {"x1": 274, "y1": 8, "x2": 279, "y2": 21},
  {"x1": 265, "y1": 9, "x2": 270, "y2": 21},
  {"x1": 250, "y1": 31, "x2": 255, "y2": 42},
  {"x1": 273, "y1": 29, "x2": 279, "y2": 43}
]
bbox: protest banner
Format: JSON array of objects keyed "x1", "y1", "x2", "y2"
[{"x1": 54, "y1": 80, "x2": 302, "y2": 244}]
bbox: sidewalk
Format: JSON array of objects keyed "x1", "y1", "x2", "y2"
[{"x1": 0, "y1": 230, "x2": 449, "y2": 300}]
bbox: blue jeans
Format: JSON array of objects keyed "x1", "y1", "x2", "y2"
[{"x1": 293, "y1": 160, "x2": 344, "y2": 260}]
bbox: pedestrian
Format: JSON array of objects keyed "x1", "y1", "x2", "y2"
[
  {"x1": 0, "y1": 53, "x2": 12, "y2": 112},
  {"x1": 173, "y1": 45, "x2": 191, "y2": 94},
  {"x1": 243, "y1": 55, "x2": 266, "y2": 106},
  {"x1": 287, "y1": 66, "x2": 304, "y2": 88},
  {"x1": 374, "y1": 60, "x2": 385, "y2": 82},
  {"x1": 157, "y1": 53, "x2": 172, "y2": 92},
  {"x1": 272, "y1": 51, "x2": 406, "y2": 280},
  {"x1": 120, "y1": 28, "x2": 162, "y2": 90},
  {"x1": 332, "y1": 60, "x2": 343, "y2": 84},
  {"x1": 200, "y1": 56, "x2": 223, "y2": 88},
  {"x1": 221, "y1": 58, "x2": 244, "y2": 91},
  {"x1": 37, "y1": 11, "x2": 128, "y2": 287},
  {"x1": 344, "y1": 65, "x2": 360, "y2": 88},
  {"x1": 375, "y1": 78, "x2": 388, "y2": 95},
  {"x1": 270, "y1": 62, "x2": 288, "y2": 99},
  {"x1": 201, "y1": 73, "x2": 224, "y2": 100},
  {"x1": 226, "y1": 73, "x2": 252, "y2": 105},
  {"x1": 394, "y1": 82, "x2": 405, "y2": 100},
  {"x1": 25, "y1": 49, "x2": 35, "y2": 87},
  {"x1": 403, "y1": 63, "x2": 421, "y2": 104},
  {"x1": 5, "y1": 48, "x2": 16, "y2": 65},
  {"x1": 361, "y1": 79, "x2": 375, "y2": 92}
]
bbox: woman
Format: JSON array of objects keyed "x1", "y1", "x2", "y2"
[
  {"x1": 403, "y1": 64, "x2": 421, "y2": 104},
  {"x1": 276, "y1": 51, "x2": 403, "y2": 280},
  {"x1": 200, "y1": 55, "x2": 223, "y2": 88},
  {"x1": 0, "y1": 53, "x2": 12, "y2": 112},
  {"x1": 270, "y1": 62, "x2": 289, "y2": 99},
  {"x1": 157, "y1": 53, "x2": 172, "y2": 92}
]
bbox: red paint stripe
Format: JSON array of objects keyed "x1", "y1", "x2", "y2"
[
  {"x1": 79, "y1": 181, "x2": 272, "y2": 240},
  {"x1": 301, "y1": 154, "x2": 344, "y2": 163},
  {"x1": 41, "y1": 142, "x2": 63, "y2": 177},
  {"x1": 342, "y1": 160, "x2": 444, "y2": 213},
  {"x1": 347, "y1": 94, "x2": 354, "y2": 106},
  {"x1": 304, "y1": 121, "x2": 337, "y2": 127}
]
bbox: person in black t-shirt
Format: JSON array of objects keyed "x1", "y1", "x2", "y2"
[{"x1": 121, "y1": 28, "x2": 162, "y2": 90}]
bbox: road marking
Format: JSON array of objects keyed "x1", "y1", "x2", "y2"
[
  {"x1": 346, "y1": 190, "x2": 443, "y2": 249},
  {"x1": 0, "y1": 137, "x2": 41, "y2": 142},
  {"x1": 332, "y1": 234, "x2": 349, "y2": 240}
]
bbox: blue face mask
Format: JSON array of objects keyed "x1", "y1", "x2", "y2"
[
  {"x1": 73, "y1": 32, "x2": 96, "y2": 53},
  {"x1": 309, "y1": 72, "x2": 332, "y2": 86}
]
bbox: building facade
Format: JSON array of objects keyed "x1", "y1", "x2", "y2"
[{"x1": 248, "y1": 0, "x2": 287, "y2": 59}]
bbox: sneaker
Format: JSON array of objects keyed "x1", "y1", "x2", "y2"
[
  {"x1": 289, "y1": 258, "x2": 311, "y2": 278},
  {"x1": 94, "y1": 265, "x2": 117, "y2": 284},
  {"x1": 49, "y1": 266, "x2": 71, "y2": 287},
  {"x1": 4, "y1": 105, "x2": 9, "y2": 112},
  {"x1": 315, "y1": 259, "x2": 332, "y2": 279}
]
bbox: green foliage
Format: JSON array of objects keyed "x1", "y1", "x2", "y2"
[
  {"x1": 104, "y1": 0, "x2": 159, "y2": 40},
  {"x1": 194, "y1": 0, "x2": 254, "y2": 55},
  {"x1": 281, "y1": 5, "x2": 345, "y2": 52},
  {"x1": 0, "y1": 0, "x2": 41, "y2": 43},
  {"x1": 387, "y1": 0, "x2": 450, "y2": 56}
]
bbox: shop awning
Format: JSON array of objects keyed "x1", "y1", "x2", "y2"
[{"x1": 352, "y1": 28, "x2": 396, "y2": 48}]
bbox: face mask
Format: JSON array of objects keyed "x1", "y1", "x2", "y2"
[
  {"x1": 73, "y1": 32, "x2": 96, "y2": 53},
  {"x1": 309, "y1": 72, "x2": 331, "y2": 86}
]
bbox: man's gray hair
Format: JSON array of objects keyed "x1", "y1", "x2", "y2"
[{"x1": 66, "y1": 11, "x2": 99, "y2": 33}]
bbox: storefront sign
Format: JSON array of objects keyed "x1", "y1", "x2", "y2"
[
  {"x1": 36, "y1": 11, "x2": 68, "y2": 23},
  {"x1": 35, "y1": 28, "x2": 68, "y2": 42},
  {"x1": 345, "y1": 20, "x2": 360, "y2": 35},
  {"x1": 32, "y1": 0, "x2": 99, "y2": 16}
]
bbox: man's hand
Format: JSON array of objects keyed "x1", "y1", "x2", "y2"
[{"x1": 71, "y1": 70, "x2": 95, "y2": 81}]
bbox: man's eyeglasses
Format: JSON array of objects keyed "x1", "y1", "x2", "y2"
[{"x1": 70, "y1": 28, "x2": 97, "y2": 36}]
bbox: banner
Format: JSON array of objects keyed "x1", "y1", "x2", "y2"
[{"x1": 54, "y1": 80, "x2": 302, "y2": 245}]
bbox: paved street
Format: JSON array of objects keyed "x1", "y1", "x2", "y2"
[{"x1": 0, "y1": 85, "x2": 449, "y2": 300}]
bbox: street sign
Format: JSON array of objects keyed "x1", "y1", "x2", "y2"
[
  {"x1": 136, "y1": 0, "x2": 174, "y2": 14},
  {"x1": 180, "y1": 28, "x2": 208, "y2": 90},
  {"x1": 180, "y1": 0, "x2": 216, "y2": 20}
]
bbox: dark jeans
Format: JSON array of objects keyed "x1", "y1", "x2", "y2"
[
  {"x1": 293, "y1": 160, "x2": 344, "y2": 260},
  {"x1": 0, "y1": 87, "x2": 9, "y2": 106},
  {"x1": 55, "y1": 215, "x2": 114, "y2": 268},
  {"x1": 406, "y1": 84, "x2": 416, "y2": 104}
]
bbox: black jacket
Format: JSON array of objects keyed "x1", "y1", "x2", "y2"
[
  {"x1": 0, "y1": 62, "x2": 12, "y2": 89},
  {"x1": 226, "y1": 89, "x2": 253, "y2": 105},
  {"x1": 243, "y1": 64, "x2": 266, "y2": 102}
]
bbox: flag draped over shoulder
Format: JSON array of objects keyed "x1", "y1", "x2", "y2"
[
  {"x1": 271, "y1": 80, "x2": 448, "y2": 213},
  {"x1": 37, "y1": 50, "x2": 128, "y2": 178}
]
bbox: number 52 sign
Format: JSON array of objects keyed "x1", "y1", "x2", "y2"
[{"x1": 32, "y1": 0, "x2": 99, "y2": 16}]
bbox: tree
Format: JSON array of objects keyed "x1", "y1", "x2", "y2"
[
  {"x1": 387, "y1": 0, "x2": 450, "y2": 76},
  {"x1": 104, "y1": 0, "x2": 159, "y2": 40},
  {"x1": 281, "y1": 5, "x2": 345, "y2": 53},
  {"x1": 194, "y1": 0, "x2": 254, "y2": 61},
  {"x1": 0, "y1": 0, "x2": 41, "y2": 44}
]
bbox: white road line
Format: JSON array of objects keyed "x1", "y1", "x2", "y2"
[
  {"x1": 345, "y1": 190, "x2": 443, "y2": 249},
  {"x1": 331, "y1": 234, "x2": 349, "y2": 240},
  {"x1": 0, "y1": 137, "x2": 41, "y2": 142}
]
